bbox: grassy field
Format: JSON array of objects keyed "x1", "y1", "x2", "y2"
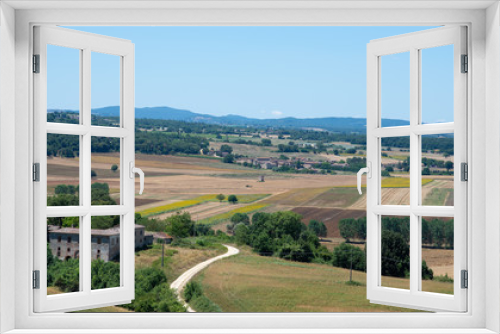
[
  {"x1": 423, "y1": 188, "x2": 454, "y2": 206},
  {"x1": 194, "y1": 248, "x2": 453, "y2": 312}
]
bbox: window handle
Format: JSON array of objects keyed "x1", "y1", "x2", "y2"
[
  {"x1": 129, "y1": 162, "x2": 145, "y2": 195},
  {"x1": 357, "y1": 162, "x2": 371, "y2": 195}
]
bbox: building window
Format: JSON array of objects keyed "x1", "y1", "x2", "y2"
[
  {"x1": 57, "y1": 236, "x2": 61, "y2": 243},
  {"x1": 97, "y1": 237, "x2": 102, "y2": 245},
  {"x1": 97, "y1": 249, "x2": 101, "y2": 260},
  {"x1": 56, "y1": 247, "x2": 61, "y2": 257},
  {"x1": 67, "y1": 236, "x2": 71, "y2": 243}
]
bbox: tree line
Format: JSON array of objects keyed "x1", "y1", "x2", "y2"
[{"x1": 339, "y1": 216, "x2": 454, "y2": 249}]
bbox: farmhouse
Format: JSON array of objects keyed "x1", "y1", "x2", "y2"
[{"x1": 48, "y1": 224, "x2": 154, "y2": 262}]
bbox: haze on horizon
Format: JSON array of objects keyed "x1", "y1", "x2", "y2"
[{"x1": 49, "y1": 26, "x2": 453, "y2": 123}]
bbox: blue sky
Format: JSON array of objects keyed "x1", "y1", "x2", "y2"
[{"x1": 48, "y1": 26, "x2": 453, "y2": 122}]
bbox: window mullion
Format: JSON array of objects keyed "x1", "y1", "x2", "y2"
[
  {"x1": 82, "y1": 47, "x2": 92, "y2": 294},
  {"x1": 409, "y1": 47, "x2": 420, "y2": 294}
]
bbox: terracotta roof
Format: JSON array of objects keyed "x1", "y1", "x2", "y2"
[{"x1": 146, "y1": 231, "x2": 173, "y2": 239}]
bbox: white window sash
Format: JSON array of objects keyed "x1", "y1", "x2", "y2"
[
  {"x1": 366, "y1": 26, "x2": 468, "y2": 312},
  {"x1": 32, "y1": 25, "x2": 136, "y2": 313}
]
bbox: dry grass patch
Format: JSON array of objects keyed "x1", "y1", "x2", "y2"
[{"x1": 195, "y1": 250, "x2": 452, "y2": 312}]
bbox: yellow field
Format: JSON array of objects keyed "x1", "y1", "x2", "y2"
[
  {"x1": 382, "y1": 177, "x2": 433, "y2": 188},
  {"x1": 198, "y1": 203, "x2": 269, "y2": 225},
  {"x1": 138, "y1": 194, "x2": 218, "y2": 217},
  {"x1": 348, "y1": 177, "x2": 433, "y2": 189},
  {"x1": 138, "y1": 194, "x2": 270, "y2": 217}
]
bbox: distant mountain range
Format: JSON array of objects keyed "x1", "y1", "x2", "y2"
[{"x1": 48, "y1": 106, "x2": 409, "y2": 132}]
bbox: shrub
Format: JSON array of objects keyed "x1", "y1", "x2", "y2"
[
  {"x1": 332, "y1": 243, "x2": 366, "y2": 271},
  {"x1": 228, "y1": 195, "x2": 238, "y2": 204},
  {"x1": 184, "y1": 281, "x2": 203, "y2": 302}
]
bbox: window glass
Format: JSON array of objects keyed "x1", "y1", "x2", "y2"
[
  {"x1": 47, "y1": 45, "x2": 81, "y2": 124},
  {"x1": 47, "y1": 134, "x2": 80, "y2": 207},
  {"x1": 46, "y1": 217, "x2": 81, "y2": 295},
  {"x1": 381, "y1": 137, "x2": 410, "y2": 205},
  {"x1": 421, "y1": 134, "x2": 454, "y2": 206},
  {"x1": 380, "y1": 52, "x2": 410, "y2": 127},
  {"x1": 421, "y1": 45, "x2": 454, "y2": 124},
  {"x1": 91, "y1": 216, "x2": 121, "y2": 290},
  {"x1": 91, "y1": 52, "x2": 121, "y2": 127}
]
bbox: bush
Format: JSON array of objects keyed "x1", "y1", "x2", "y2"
[
  {"x1": 184, "y1": 281, "x2": 203, "y2": 302},
  {"x1": 190, "y1": 295, "x2": 222, "y2": 312},
  {"x1": 381, "y1": 230, "x2": 409, "y2": 278},
  {"x1": 421, "y1": 260, "x2": 434, "y2": 280},
  {"x1": 111, "y1": 164, "x2": 118, "y2": 171},
  {"x1": 228, "y1": 195, "x2": 238, "y2": 204},
  {"x1": 332, "y1": 243, "x2": 366, "y2": 271}
]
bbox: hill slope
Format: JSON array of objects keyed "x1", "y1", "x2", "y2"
[{"x1": 48, "y1": 106, "x2": 409, "y2": 131}]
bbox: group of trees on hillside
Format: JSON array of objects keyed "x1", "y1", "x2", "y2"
[{"x1": 339, "y1": 216, "x2": 454, "y2": 249}]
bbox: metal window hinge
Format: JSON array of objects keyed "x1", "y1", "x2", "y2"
[
  {"x1": 461, "y1": 270, "x2": 468, "y2": 289},
  {"x1": 33, "y1": 270, "x2": 40, "y2": 289},
  {"x1": 33, "y1": 163, "x2": 40, "y2": 182},
  {"x1": 461, "y1": 54, "x2": 468, "y2": 73},
  {"x1": 33, "y1": 54, "x2": 40, "y2": 73},
  {"x1": 461, "y1": 162, "x2": 468, "y2": 182}
]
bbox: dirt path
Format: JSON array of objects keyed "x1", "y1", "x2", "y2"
[{"x1": 170, "y1": 244, "x2": 239, "y2": 312}]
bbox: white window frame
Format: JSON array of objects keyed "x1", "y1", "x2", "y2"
[
  {"x1": 33, "y1": 25, "x2": 136, "y2": 313},
  {"x1": 1, "y1": 2, "x2": 499, "y2": 333},
  {"x1": 366, "y1": 26, "x2": 467, "y2": 312}
]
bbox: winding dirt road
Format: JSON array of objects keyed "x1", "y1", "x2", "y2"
[{"x1": 170, "y1": 244, "x2": 240, "y2": 312}]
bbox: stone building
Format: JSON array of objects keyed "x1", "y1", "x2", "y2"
[{"x1": 48, "y1": 224, "x2": 153, "y2": 262}]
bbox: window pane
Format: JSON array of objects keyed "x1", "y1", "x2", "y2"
[
  {"x1": 381, "y1": 215, "x2": 410, "y2": 290},
  {"x1": 421, "y1": 134, "x2": 454, "y2": 206},
  {"x1": 381, "y1": 137, "x2": 410, "y2": 205},
  {"x1": 421, "y1": 45, "x2": 454, "y2": 124},
  {"x1": 47, "y1": 134, "x2": 80, "y2": 207},
  {"x1": 380, "y1": 52, "x2": 410, "y2": 127},
  {"x1": 47, "y1": 217, "x2": 81, "y2": 295},
  {"x1": 91, "y1": 52, "x2": 121, "y2": 127},
  {"x1": 47, "y1": 45, "x2": 80, "y2": 124},
  {"x1": 421, "y1": 216, "x2": 454, "y2": 295},
  {"x1": 91, "y1": 216, "x2": 121, "y2": 290},
  {"x1": 91, "y1": 137, "x2": 120, "y2": 205}
]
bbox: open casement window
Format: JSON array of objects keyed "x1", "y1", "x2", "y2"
[
  {"x1": 33, "y1": 26, "x2": 138, "y2": 312},
  {"x1": 364, "y1": 26, "x2": 467, "y2": 312}
]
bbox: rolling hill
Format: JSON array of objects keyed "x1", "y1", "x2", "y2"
[{"x1": 48, "y1": 106, "x2": 409, "y2": 132}]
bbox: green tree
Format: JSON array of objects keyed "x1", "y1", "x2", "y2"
[
  {"x1": 223, "y1": 154, "x2": 235, "y2": 163},
  {"x1": 308, "y1": 220, "x2": 327, "y2": 238},
  {"x1": 332, "y1": 243, "x2": 366, "y2": 271},
  {"x1": 111, "y1": 164, "x2": 118, "y2": 172},
  {"x1": 234, "y1": 223, "x2": 250, "y2": 245},
  {"x1": 228, "y1": 195, "x2": 238, "y2": 204},
  {"x1": 445, "y1": 161, "x2": 454, "y2": 172},
  {"x1": 220, "y1": 144, "x2": 233, "y2": 153},
  {"x1": 261, "y1": 138, "x2": 272, "y2": 146},
  {"x1": 422, "y1": 260, "x2": 434, "y2": 280},
  {"x1": 184, "y1": 281, "x2": 203, "y2": 302},
  {"x1": 381, "y1": 230, "x2": 409, "y2": 278},
  {"x1": 339, "y1": 218, "x2": 357, "y2": 242},
  {"x1": 254, "y1": 232, "x2": 273, "y2": 256},
  {"x1": 231, "y1": 213, "x2": 249, "y2": 225},
  {"x1": 91, "y1": 170, "x2": 97, "y2": 177},
  {"x1": 168, "y1": 212, "x2": 194, "y2": 238},
  {"x1": 216, "y1": 194, "x2": 225, "y2": 202},
  {"x1": 422, "y1": 167, "x2": 431, "y2": 175}
]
